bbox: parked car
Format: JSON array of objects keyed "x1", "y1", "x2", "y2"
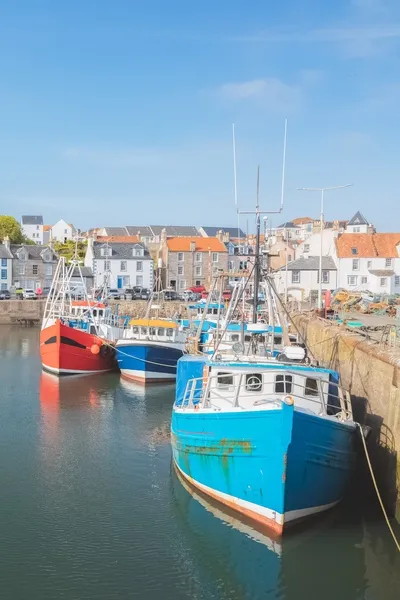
[
  {"x1": 222, "y1": 289, "x2": 232, "y2": 301},
  {"x1": 180, "y1": 290, "x2": 196, "y2": 302},
  {"x1": 0, "y1": 289, "x2": 11, "y2": 300},
  {"x1": 23, "y1": 289, "x2": 37, "y2": 300},
  {"x1": 140, "y1": 288, "x2": 150, "y2": 300},
  {"x1": 189, "y1": 285, "x2": 206, "y2": 294},
  {"x1": 40, "y1": 287, "x2": 51, "y2": 298},
  {"x1": 108, "y1": 288, "x2": 121, "y2": 300},
  {"x1": 164, "y1": 290, "x2": 179, "y2": 301},
  {"x1": 123, "y1": 288, "x2": 134, "y2": 300}
]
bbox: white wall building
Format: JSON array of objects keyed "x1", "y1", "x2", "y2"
[
  {"x1": 21, "y1": 215, "x2": 44, "y2": 244},
  {"x1": 44, "y1": 219, "x2": 76, "y2": 244},
  {"x1": 335, "y1": 233, "x2": 400, "y2": 294},
  {"x1": 85, "y1": 239, "x2": 154, "y2": 290},
  {"x1": 296, "y1": 230, "x2": 339, "y2": 261},
  {"x1": 272, "y1": 255, "x2": 338, "y2": 301},
  {"x1": 345, "y1": 211, "x2": 371, "y2": 234}
]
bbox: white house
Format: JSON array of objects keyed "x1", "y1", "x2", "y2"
[
  {"x1": 43, "y1": 219, "x2": 77, "y2": 244},
  {"x1": 345, "y1": 211, "x2": 371, "y2": 234},
  {"x1": 21, "y1": 215, "x2": 44, "y2": 244},
  {"x1": 85, "y1": 239, "x2": 154, "y2": 290},
  {"x1": 0, "y1": 238, "x2": 14, "y2": 290},
  {"x1": 296, "y1": 230, "x2": 339, "y2": 261},
  {"x1": 272, "y1": 255, "x2": 338, "y2": 302},
  {"x1": 335, "y1": 233, "x2": 400, "y2": 294}
]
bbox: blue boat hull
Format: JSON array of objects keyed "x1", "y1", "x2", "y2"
[
  {"x1": 116, "y1": 342, "x2": 184, "y2": 382},
  {"x1": 171, "y1": 405, "x2": 356, "y2": 534}
]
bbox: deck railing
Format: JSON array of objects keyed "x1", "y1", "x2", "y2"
[{"x1": 178, "y1": 370, "x2": 353, "y2": 422}]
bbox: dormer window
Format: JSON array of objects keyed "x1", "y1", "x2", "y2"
[
  {"x1": 101, "y1": 247, "x2": 112, "y2": 257},
  {"x1": 18, "y1": 250, "x2": 27, "y2": 261},
  {"x1": 351, "y1": 248, "x2": 358, "y2": 255},
  {"x1": 133, "y1": 245, "x2": 143, "y2": 257}
]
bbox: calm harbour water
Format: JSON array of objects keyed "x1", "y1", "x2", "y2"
[{"x1": 0, "y1": 326, "x2": 399, "y2": 600}]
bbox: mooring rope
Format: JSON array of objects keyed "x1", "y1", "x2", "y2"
[{"x1": 358, "y1": 423, "x2": 400, "y2": 552}]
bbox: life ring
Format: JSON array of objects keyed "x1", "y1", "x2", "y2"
[{"x1": 202, "y1": 365, "x2": 209, "y2": 389}]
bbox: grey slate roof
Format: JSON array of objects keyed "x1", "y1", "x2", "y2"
[
  {"x1": 93, "y1": 242, "x2": 151, "y2": 260},
  {"x1": 21, "y1": 215, "x2": 43, "y2": 225},
  {"x1": 103, "y1": 227, "x2": 129, "y2": 236},
  {"x1": 10, "y1": 244, "x2": 57, "y2": 260},
  {"x1": 277, "y1": 221, "x2": 296, "y2": 229},
  {"x1": 125, "y1": 226, "x2": 153, "y2": 236},
  {"x1": 348, "y1": 211, "x2": 368, "y2": 226},
  {"x1": 150, "y1": 225, "x2": 199, "y2": 237},
  {"x1": 277, "y1": 255, "x2": 337, "y2": 271},
  {"x1": 201, "y1": 226, "x2": 246, "y2": 238},
  {"x1": 72, "y1": 266, "x2": 94, "y2": 278},
  {"x1": 0, "y1": 244, "x2": 13, "y2": 259}
]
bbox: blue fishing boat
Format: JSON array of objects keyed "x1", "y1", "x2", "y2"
[
  {"x1": 171, "y1": 350, "x2": 357, "y2": 535},
  {"x1": 116, "y1": 318, "x2": 186, "y2": 383}
]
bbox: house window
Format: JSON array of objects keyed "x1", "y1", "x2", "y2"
[
  {"x1": 352, "y1": 259, "x2": 359, "y2": 270},
  {"x1": 385, "y1": 258, "x2": 392, "y2": 267},
  {"x1": 178, "y1": 252, "x2": 184, "y2": 262},
  {"x1": 353, "y1": 227, "x2": 360, "y2": 233},
  {"x1": 19, "y1": 265, "x2": 25, "y2": 275},
  {"x1": 305, "y1": 378, "x2": 319, "y2": 397},
  {"x1": 217, "y1": 372, "x2": 234, "y2": 389},
  {"x1": 135, "y1": 248, "x2": 142, "y2": 256},
  {"x1": 1, "y1": 283, "x2": 7, "y2": 290},
  {"x1": 347, "y1": 275, "x2": 357, "y2": 286},
  {"x1": 275, "y1": 374, "x2": 293, "y2": 394},
  {"x1": 292, "y1": 270, "x2": 300, "y2": 284},
  {"x1": 288, "y1": 254, "x2": 292, "y2": 262},
  {"x1": 104, "y1": 260, "x2": 110, "y2": 270},
  {"x1": 212, "y1": 252, "x2": 218, "y2": 263},
  {"x1": 395, "y1": 276, "x2": 400, "y2": 286},
  {"x1": 380, "y1": 278, "x2": 387, "y2": 287},
  {"x1": 36, "y1": 225, "x2": 39, "y2": 230},
  {"x1": 195, "y1": 253, "x2": 202, "y2": 263},
  {"x1": 322, "y1": 270, "x2": 329, "y2": 284},
  {"x1": 361, "y1": 277, "x2": 368, "y2": 284},
  {"x1": 64, "y1": 229, "x2": 68, "y2": 234},
  {"x1": 245, "y1": 373, "x2": 262, "y2": 392},
  {"x1": 195, "y1": 266, "x2": 202, "y2": 276},
  {"x1": 179, "y1": 279, "x2": 186, "y2": 290},
  {"x1": 351, "y1": 248, "x2": 358, "y2": 255},
  {"x1": 178, "y1": 265, "x2": 184, "y2": 275},
  {"x1": 1, "y1": 269, "x2": 6, "y2": 280},
  {"x1": 304, "y1": 244, "x2": 310, "y2": 252},
  {"x1": 137, "y1": 261, "x2": 143, "y2": 272},
  {"x1": 136, "y1": 275, "x2": 143, "y2": 286},
  {"x1": 228, "y1": 260, "x2": 234, "y2": 271},
  {"x1": 1, "y1": 258, "x2": 6, "y2": 267},
  {"x1": 45, "y1": 265, "x2": 52, "y2": 277},
  {"x1": 32, "y1": 265, "x2": 38, "y2": 275},
  {"x1": 120, "y1": 261, "x2": 127, "y2": 271},
  {"x1": 123, "y1": 276, "x2": 130, "y2": 286},
  {"x1": 367, "y1": 260, "x2": 372, "y2": 268}
]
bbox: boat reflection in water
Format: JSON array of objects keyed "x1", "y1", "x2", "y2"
[{"x1": 171, "y1": 465, "x2": 369, "y2": 600}]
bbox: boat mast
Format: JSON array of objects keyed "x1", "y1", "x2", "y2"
[{"x1": 252, "y1": 166, "x2": 261, "y2": 323}]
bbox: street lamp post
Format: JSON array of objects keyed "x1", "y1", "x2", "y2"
[{"x1": 297, "y1": 184, "x2": 353, "y2": 310}]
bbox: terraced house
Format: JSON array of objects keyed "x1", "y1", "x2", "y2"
[
  {"x1": 159, "y1": 234, "x2": 228, "y2": 291},
  {"x1": 10, "y1": 243, "x2": 57, "y2": 291}
]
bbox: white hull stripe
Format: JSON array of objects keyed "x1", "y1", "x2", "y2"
[
  {"x1": 174, "y1": 461, "x2": 341, "y2": 526},
  {"x1": 120, "y1": 368, "x2": 176, "y2": 381},
  {"x1": 42, "y1": 364, "x2": 113, "y2": 375}
]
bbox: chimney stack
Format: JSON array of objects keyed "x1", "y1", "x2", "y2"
[
  {"x1": 3, "y1": 235, "x2": 10, "y2": 250},
  {"x1": 190, "y1": 240, "x2": 196, "y2": 252}
]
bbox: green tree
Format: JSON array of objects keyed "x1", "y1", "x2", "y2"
[
  {"x1": 0, "y1": 215, "x2": 35, "y2": 244},
  {"x1": 54, "y1": 240, "x2": 87, "y2": 262}
]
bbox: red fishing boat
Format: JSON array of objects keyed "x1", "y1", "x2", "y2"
[{"x1": 40, "y1": 259, "x2": 121, "y2": 375}]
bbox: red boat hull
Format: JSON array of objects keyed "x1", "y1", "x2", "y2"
[{"x1": 40, "y1": 320, "x2": 116, "y2": 375}]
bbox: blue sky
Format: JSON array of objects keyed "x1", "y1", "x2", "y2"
[{"x1": 0, "y1": 0, "x2": 399, "y2": 231}]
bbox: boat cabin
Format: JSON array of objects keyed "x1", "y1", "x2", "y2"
[{"x1": 123, "y1": 319, "x2": 184, "y2": 343}]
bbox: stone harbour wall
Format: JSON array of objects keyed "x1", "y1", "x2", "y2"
[{"x1": 293, "y1": 312, "x2": 400, "y2": 520}]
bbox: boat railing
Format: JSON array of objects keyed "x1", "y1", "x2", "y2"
[{"x1": 178, "y1": 370, "x2": 353, "y2": 422}]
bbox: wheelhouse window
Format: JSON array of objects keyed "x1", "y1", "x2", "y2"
[
  {"x1": 217, "y1": 372, "x2": 234, "y2": 388},
  {"x1": 166, "y1": 328, "x2": 174, "y2": 336},
  {"x1": 231, "y1": 334, "x2": 239, "y2": 342},
  {"x1": 275, "y1": 374, "x2": 293, "y2": 394},
  {"x1": 157, "y1": 328, "x2": 165, "y2": 336},
  {"x1": 141, "y1": 327, "x2": 148, "y2": 335},
  {"x1": 305, "y1": 378, "x2": 319, "y2": 397},
  {"x1": 245, "y1": 373, "x2": 262, "y2": 392}
]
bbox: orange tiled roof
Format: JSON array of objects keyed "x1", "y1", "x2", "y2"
[
  {"x1": 97, "y1": 235, "x2": 140, "y2": 243},
  {"x1": 166, "y1": 237, "x2": 227, "y2": 252},
  {"x1": 336, "y1": 233, "x2": 400, "y2": 258},
  {"x1": 43, "y1": 225, "x2": 52, "y2": 231},
  {"x1": 292, "y1": 216, "x2": 313, "y2": 225}
]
